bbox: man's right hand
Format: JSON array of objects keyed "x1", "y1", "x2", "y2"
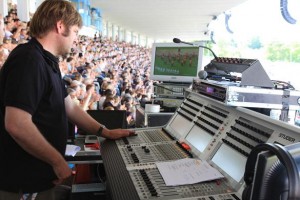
[{"x1": 52, "y1": 160, "x2": 72, "y2": 185}]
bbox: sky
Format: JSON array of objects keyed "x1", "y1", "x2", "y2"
[{"x1": 211, "y1": 0, "x2": 300, "y2": 43}]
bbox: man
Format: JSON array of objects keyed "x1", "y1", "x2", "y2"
[
  {"x1": 2, "y1": 36, "x2": 11, "y2": 52},
  {"x1": 0, "y1": 1, "x2": 134, "y2": 199},
  {"x1": 4, "y1": 20, "x2": 13, "y2": 39}
]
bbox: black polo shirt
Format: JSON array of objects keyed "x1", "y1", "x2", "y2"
[{"x1": 0, "y1": 38, "x2": 68, "y2": 193}]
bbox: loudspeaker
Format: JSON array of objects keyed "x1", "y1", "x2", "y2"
[{"x1": 242, "y1": 143, "x2": 300, "y2": 200}]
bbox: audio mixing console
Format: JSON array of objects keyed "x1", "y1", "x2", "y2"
[{"x1": 101, "y1": 89, "x2": 300, "y2": 200}]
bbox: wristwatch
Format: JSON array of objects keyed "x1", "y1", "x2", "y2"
[{"x1": 96, "y1": 124, "x2": 105, "y2": 137}]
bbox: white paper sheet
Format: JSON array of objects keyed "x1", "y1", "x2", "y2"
[
  {"x1": 156, "y1": 158, "x2": 224, "y2": 186},
  {"x1": 65, "y1": 144, "x2": 81, "y2": 157}
]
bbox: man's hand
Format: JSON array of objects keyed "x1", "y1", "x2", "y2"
[
  {"x1": 105, "y1": 129, "x2": 136, "y2": 140},
  {"x1": 52, "y1": 160, "x2": 72, "y2": 185}
]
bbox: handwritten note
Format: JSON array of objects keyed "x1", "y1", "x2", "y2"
[{"x1": 156, "y1": 158, "x2": 224, "y2": 186}]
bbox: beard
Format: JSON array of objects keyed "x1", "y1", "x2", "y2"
[
  {"x1": 62, "y1": 27, "x2": 70, "y2": 37},
  {"x1": 58, "y1": 28, "x2": 72, "y2": 56}
]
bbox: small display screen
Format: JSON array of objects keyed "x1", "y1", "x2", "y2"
[
  {"x1": 169, "y1": 114, "x2": 192, "y2": 137},
  {"x1": 185, "y1": 125, "x2": 213, "y2": 152},
  {"x1": 211, "y1": 144, "x2": 247, "y2": 182},
  {"x1": 206, "y1": 87, "x2": 214, "y2": 94}
]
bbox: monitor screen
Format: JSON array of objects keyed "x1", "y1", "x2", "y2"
[
  {"x1": 150, "y1": 43, "x2": 203, "y2": 83},
  {"x1": 185, "y1": 124, "x2": 213, "y2": 152},
  {"x1": 87, "y1": 110, "x2": 128, "y2": 129},
  {"x1": 211, "y1": 144, "x2": 247, "y2": 182},
  {"x1": 169, "y1": 114, "x2": 192, "y2": 137}
]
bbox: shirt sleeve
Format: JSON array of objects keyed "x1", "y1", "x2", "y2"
[{"x1": 3, "y1": 52, "x2": 46, "y2": 115}]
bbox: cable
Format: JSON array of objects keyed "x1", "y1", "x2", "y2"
[
  {"x1": 97, "y1": 163, "x2": 105, "y2": 184},
  {"x1": 271, "y1": 80, "x2": 295, "y2": 90}
]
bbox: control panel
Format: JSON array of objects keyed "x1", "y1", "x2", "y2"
[
  {"x1": 192, "y1": 79, "x2": 227, "y2": 102},
  {"x1": 203, "y1": 57, "x2": 273, "y2": 88},
  {"x1": 101, "y1": 89, "x2": 300, "y2": 200},
  {"x1": 153, "y1": 83, "x2": 190, "y2": 98},
  {"x1": 210, "y1": 57, "x2": 258, "y2": 71},
  {"x1": 192, "y1": 79, "x2": 300, "y2": 110}
]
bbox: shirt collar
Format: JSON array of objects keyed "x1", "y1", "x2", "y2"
[
  {"x1": 30, "y1": 37, "x2": 59, "y2": 64},
  {"x1": 30, "y1": 38, "x2": 60, "y2": 74}
]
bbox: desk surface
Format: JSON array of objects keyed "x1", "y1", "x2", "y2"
[{"x1": 65, "y1": 136, "x2": 102, "y2": 164}]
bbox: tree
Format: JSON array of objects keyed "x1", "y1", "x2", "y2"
[{"x1": 266, "y1": 42, "x2": 300, "y2": 62}]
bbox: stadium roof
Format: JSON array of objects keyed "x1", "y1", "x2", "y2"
[{"x1": 90, "y1": 0, "x2": 248, "y2": 42}]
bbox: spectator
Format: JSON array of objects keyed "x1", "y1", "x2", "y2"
[
  {"x1": 0, "y1": 48, "x2": 6, "y2": 69},
  {"x1": 102, "y1": 94, "x2": 119, "y2": 110},
  {"x1": 104, "y1": 106, "x2": 114, "y2": 110},
  {"x1": 2, "y1": 37, "x2": 11, "y2": 56},
  {"x1": 83, "y1": 84, "x2": 100, "y2": 110},
  {"x1": 66, "y1": 56, "x2": 75, "y2": 74},
  {"x1": 0, "y1": 1, "x2": 134, "y2": 199},
  {"x1": 0, "y1": 14, "x2": 4, "y2": 43},
  {"x1": 4, "y1": 20, "x2": 13, "y2": 39},
  {"x1": 19, "y1": 28, "x2": 29, "y2": 42}
]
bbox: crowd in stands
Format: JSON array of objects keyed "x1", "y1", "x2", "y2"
[{"x1": 0, "y1": 8, "x2": 154, "y2": 127}]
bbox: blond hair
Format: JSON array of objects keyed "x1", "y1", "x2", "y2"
[{"x1": 30, "y1": 0, "x2": 82, "y2": 38}]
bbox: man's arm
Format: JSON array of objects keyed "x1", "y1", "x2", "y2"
[
  {"x1": 5, "y1": 106, "x2": 71, "y2": 184},
  {"x1": 65, "y1": 96, "x2": 135, "y2": 139}
]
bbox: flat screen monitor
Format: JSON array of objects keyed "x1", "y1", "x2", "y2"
[
  {"x1": 76, "y1": 110, "x2": 128, "y2": 136},
  {"x1": 150, "y1": 43, "x2": 203, "y2": 83},
  {"x1": 87, "y1": 110, "x2": 128, "y2": 129}
]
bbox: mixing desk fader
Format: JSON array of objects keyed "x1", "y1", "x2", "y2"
[
  {"x1": 101, "y1": 89, "x2": 300, "y2": 200},
  {"x1": 119, "y1": 141, "x2": 192, "y2": 166},
  {"x1": 129, "y1": 167, "x2": 239, "y2": 200},
  {"x1": 116, "y1": 128, "x2": 174, "y2": 146}
]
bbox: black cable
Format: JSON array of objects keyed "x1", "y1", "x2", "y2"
[
  {"x1": 97, "y1": 163, "x2": 105, "y2": 184},
  {"x1": 271, "y1": 80, "x2": 295, "y2": 90}
]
